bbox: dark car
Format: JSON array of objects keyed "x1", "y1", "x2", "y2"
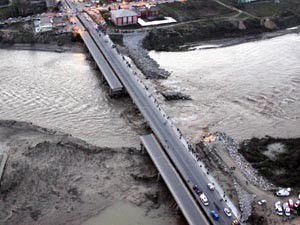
[
  {"x1": 193, "y1": 185, "x2": 201, "y2": 195},
  {"x1": 210, "y1": 210, "x2": 220, "y2": 221}
]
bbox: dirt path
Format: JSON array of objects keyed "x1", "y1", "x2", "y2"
[{"x1": 210, "y1": 0, "x2": 259, "y2": 19}]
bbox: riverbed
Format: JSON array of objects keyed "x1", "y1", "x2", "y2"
[{"x1": 149, "y1": 33, "x2": 300, "y2": 142}]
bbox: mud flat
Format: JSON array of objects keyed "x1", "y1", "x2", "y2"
[{"x1": 0, "y1": 120, "x2": 184, "y2": 225}]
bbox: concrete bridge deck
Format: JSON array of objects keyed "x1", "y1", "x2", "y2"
[{"x1": 141, "y1": 134, "x2": 210, "y2": 225}]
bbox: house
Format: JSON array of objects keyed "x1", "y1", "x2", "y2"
[
  {"x1": 147, "y1": 6, "x2": 160, "y2": 20},
  {"x1": 111, "y1": 9, "x2": 138, "y2": 26},
  {"x1": 131, "y1": 5, "x2": 160, "y2": 20},
  {"x1": 34, "y1": 16, "x2": 53, "y2": 33}
]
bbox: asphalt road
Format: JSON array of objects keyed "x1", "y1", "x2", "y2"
[
  {"x1": 65, "y1": 1, "x2": 239, "y2": 224},
  {"x1": 141, "y1": 134, "x2": 210, "y2": 225}
]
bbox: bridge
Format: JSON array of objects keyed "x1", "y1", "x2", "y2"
[
  {"x1": 141, "y1": 134, "x2": 210, "y2": 225},
  {"x1": 64, "y1": 1, "x2": 240, "y2": 224}
]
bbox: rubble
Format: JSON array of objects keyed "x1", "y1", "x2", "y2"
[
  {"x1": 234, "y1": 180, "x2": 256, "y2": 223},
  {"x1": 216, "y1": 132, "x2": 275, "y2": 191},
  {"x1": 161, "y1": 91, "x2": 191, "y2": 101}
]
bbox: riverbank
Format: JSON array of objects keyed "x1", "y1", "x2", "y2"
[
  {"x1": 143, "y1": 21, "x2": 300, "y2": 51},
  {"x1": 0, "y1": 120, "x2": 183, "y2": 225},
  {"x1": 0, "y1": 42, "x2": 85, "y2": 53}
]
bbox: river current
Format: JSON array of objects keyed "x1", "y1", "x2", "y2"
[
  {"x1": 149, "y1": 33, "x2": 300, "y2": 141},
  {"x1": 0, "y1": 49, "x2": 139, "y2": 147},
  {"x1": 0, "y1": 34, "x2": 299, "y2": 148}
]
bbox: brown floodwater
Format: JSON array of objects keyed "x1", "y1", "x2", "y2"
[
  {"x1": 0, "y1": 49, "x2": 139, "y2": 147},
  {"x1": 149, "y1": 34, "x2": 300, "y2": 142}
]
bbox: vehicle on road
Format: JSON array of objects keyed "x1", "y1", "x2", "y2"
[
  {"x1": 223, "y1": 207, "x2": 232, "y2": 217},
  {"x1": 275, "y1": 201, "x2": 283, "y2": 216},
  {"x1": 283, "y1": 203, "x2": 291, "y2": 216},
  {"x1": 193, "y1": 185, "x2": 201, "y2": 195},
  {"x1": 210, "y1": 210, "x2": 220, "y2": 221},
  {"x1": 276, "y1": 188, "x2": 291, "y2": 197},
  {"x1": 207, "y1": 183, "x2": 215, "y2": 191},
  {"x1": 199, "y1": 193, "x2": 209, "y2": 206},
  {"x1": 257, "y1": 199, "x2": 267, "y2": 205},
  {"x1": 231, "y1": 220, "x2": 241, "y2": 225},
  {"x1": 288, "y1": 199, "x2": 294, "y2": 210}
]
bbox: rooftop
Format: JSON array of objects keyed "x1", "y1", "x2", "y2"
[{"x1": 111, "y1": 9, "x2": 138, "y2": 18}]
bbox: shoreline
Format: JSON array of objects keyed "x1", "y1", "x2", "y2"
[
  {"x1": 185, "y1": 25, "x2": 300, "y2": 51},
  {"x1": 0, "y1": 42, "x2": 86, "y2": 53},
  {"x1": 0, "y1": 25, "x2": 298, "y2": 55}
]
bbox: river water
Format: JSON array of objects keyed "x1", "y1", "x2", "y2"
[
  {"x1": 0, "y1": 49, "x2": 139, "y2": 147},
  {"x1": 149, "y1": 33, "x2": 300, "y2": 142}
]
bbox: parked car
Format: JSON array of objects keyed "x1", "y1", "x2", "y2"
[
  {"x1": 288, "y1": 199, "x2": 294, "y2": 210},
  {"x1": 231, "y1": 220, "x2": 241, "y2": 225},
  {"x1": 207, "y1": 183, "x2": 215, "y2": 191},
  {"x1": 210, "y1": 210, "x2": 220, "y2": 221},
  {"x1": 193, "y1": 185, "x2": 201, "y2": 195},
  {"x1": 275, "y1": 201, "x2": 283, "y2": 216},
  {"x1": 258, "y1": 199, "x2": 267, "y2": 205},
  {"x1": 283, "y1": 203, "x2": 291, "y2": 216},
  {"x1": 294, "y1": 200, "x2": 300, "y2": 208},
  {"x1": 223, "y1": 207, "x2": 232, "y2": 217},
  {"x1": 199, "y1": 193, "x2": 209, "y2": 206},
  {"x1": 276, "y1": 188, "x2": 291, "y2": 197}
]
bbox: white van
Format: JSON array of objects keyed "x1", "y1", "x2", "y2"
[{"x1": 199, "y1": 193, "x2": 209, "y2": 206}]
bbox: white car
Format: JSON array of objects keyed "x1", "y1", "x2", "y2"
[
  {"x1": 207, "y1": 183, "x2": 215, "y2": 191},
  {"x1": 294, "y1": 200, "x2": 300, "y2": 208},
  {"x1": 275, "y1": 201, "x2": 283, "y2": 216},
  {"x1": 199, "y1": 193, "x2": 209, "y2": 206},
  {"x1": 223, "y1": 208, "x2": 232, "y2": 217},
  {"x1": 258, "y1": 199, "x2": 267, "y2": 205},
  {"x1": 283, "y1": 203, "x2": 291, "y2": 216},
  {"x1": 276, "y1": 188, "x2": 291, "y2": 197}
]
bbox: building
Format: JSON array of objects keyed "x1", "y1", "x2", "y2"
[
  {"x1": 34, "y1": 16, "x2": 53, "y2": 33},
  {"x1": 111, "y1": 9, "x2": 138, "y2": 26},
  {"x1": 131, "y1": 5, "x2": 160, "y2": 20}
]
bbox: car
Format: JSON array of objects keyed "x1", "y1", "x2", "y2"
[
  {"x1": 199, "y1": 193, "x2": 209, "y2": 206},
  {"x1": 223, "y1": 207, "x2": 232, "y2": 217},
  {"x1": 288, "y1": 199, "x2": 294, "y2": 210},
  {"x1": 193, "y1": 185, "x2": 201, "y2": 195},
  {"x1": 210, "y1": 210, "x2": 220, "y2": 221},
  {"x1": 283, "y1": 203, "x2": 291, "y2": 216},
  {"x1": 231, "y1": 220, "x2": 241, "y2": 225},
  {"x1": 275, "y1": 201, "x2": 283, "y2": 216},
  {"x1": 276, "y1": 188, "x2": 291, "y2": 197},
  {"x1": 207, "y1": 183, "x2": 215, "y2": 191},
  {"x1": 258, "y1": 199, "x2": 267, "y2": 205},
  {"x1": 294, "y1": 200, "x2": 300, "y2": 208}
]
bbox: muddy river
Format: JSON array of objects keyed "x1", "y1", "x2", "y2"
[
  {"x1": 0, "y1": 49, "x2": 139, "y2": 147},
  {"x1": 149, "y1": 33, "x2": 300, "y2": 141}
]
